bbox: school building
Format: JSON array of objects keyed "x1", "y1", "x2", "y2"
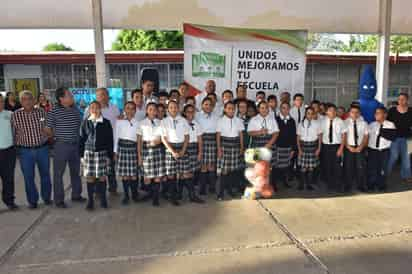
[{"x1": 1, "y1": 51, "x2": 412, "y2": 106}]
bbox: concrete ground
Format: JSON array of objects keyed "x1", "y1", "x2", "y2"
[{"x1": 1, "y1": 162, "x2": 412, "y2": 274}]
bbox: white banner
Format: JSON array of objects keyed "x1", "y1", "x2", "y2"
[{"x1": 184, "y1": 24, "x2": 307, "y2": 100}]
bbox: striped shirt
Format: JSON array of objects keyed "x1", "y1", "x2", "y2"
[
  {"x1": 46, "y1": 105, "x2": 81, "y2": 143},
  {"x1": 11, "y1": 108, "x2": 48, "y2": 147}
]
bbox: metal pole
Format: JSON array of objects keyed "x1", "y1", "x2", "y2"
[
  {"x1": 375, "y1": 0, "x2": 392, "y2": 106},
  {"x1": 92, "y1": 0, "x2": 106, "y2": 88}
]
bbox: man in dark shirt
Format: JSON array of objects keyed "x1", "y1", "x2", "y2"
[
  {"x1": 45, "y1": 87, "x2": 85, "y2": 208},
  {"x1": 387, "y1": 93, "x2": 412, "y2": 183}
]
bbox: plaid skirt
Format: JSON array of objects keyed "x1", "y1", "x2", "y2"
[
  {"x1": 298, "y1": 140, "x2": 319, "y2": 169},
  {"x1": 187, "y1": 142, "x2": 200, "y2": 173},
  {"x1": 165, "y1": 143, "x2": 191, "y2": 176},
  {"x1": 218, "y1": 136, "x2": 242, "y2": 174},
  {"x1": 250, "y1": 134, "x2": 277, "y2": 166},
  {"x1": 277, "y1": 147, "x2": 292, "y2": 169},
  {"x1": 116, "y1": 139, "x2": 138, "y2": 177},
  {"x1": 202, "y1": 133, "x2": 217, "y2": 165},
  {"x1": 83, "y1": 150, "x2": 111, "y2": 178},
  {"x1": 142, "y1": 143, "x2": 165, "y2": 179}
]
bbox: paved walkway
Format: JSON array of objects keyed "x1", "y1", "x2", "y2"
[{"x1": 1, "y1": 163, "x2": 412, "y2": 274}]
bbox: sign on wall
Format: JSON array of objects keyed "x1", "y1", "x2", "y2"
[{"x1": 184, "y1": 23, "x2": 307, "y2": 99}]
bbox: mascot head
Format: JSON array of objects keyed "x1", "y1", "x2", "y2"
[{"x1": 359, "y1": 65, "x2": 377, "y2": 100}]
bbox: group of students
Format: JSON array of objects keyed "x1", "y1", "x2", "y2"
[{"x1": 78, "y1": 81, "x2": 404, "y2": 210}]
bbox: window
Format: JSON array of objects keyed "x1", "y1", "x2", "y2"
[
  {"x1": 73, "y1": 64, "x2": 96, "y2": 88},
  {"x1": 109, "y1": 64, "x2": 140, "y2": 89},
  {"x1": 169, "y1": 63, "x2": 184, "y2": 89},
  {"x1": 41, "y1": 64, "x2": 72, "y2": 89}
]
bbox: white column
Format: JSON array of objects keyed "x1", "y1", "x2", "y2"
[
  {"x1": 375, "y1": 0, "x2": 392, "y2": 106},
  {"x1": 92, "y1": 0, "x2": 106, "y2": 87}
]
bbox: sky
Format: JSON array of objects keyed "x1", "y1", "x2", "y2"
[{"x1": 0, "y1": 29, "x2": 120, "y2": 51}]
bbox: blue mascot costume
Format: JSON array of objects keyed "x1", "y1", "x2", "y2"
[{"x1": 359, "y1": 65, "x2": 383, "y2": 123}]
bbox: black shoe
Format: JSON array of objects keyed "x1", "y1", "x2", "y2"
[
  {"x1": 71, "y1": 196, "x2": 87, "y2": 203},
  {"x1": 44, "y1": 199, "x2": 52, "y2": 205},
  {"x1": 152, "y1": 199, "x2": 160, "y2": 207},
  {"x1": 190, "y1": 195, "x2": 205, "y2": 204},
  {"x1": 28, "y1": 203, "x2": 38, "y2": 209},
  {"x1": 86, "y1": 203, "x2": 94, "y2": 211},
  {"x1": 7, "y1": 203, "x2": 19, "y2": 210},
  {"x1": 306, "y1": 184, "x2": 315, "y2": 191},
  {"x1": 55, "y1": 202, "x2": 67, "y2": 208},
  {"x1": 170, "y1": 199, "x2": 180, "y2": 206},
  {"x1": 121, "y1": 196, "x2": 130, "y2": 205}
]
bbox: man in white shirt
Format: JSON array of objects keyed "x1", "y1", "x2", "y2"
[
  {"x1": 320, "y1": 104, "x2": 345, "y2": 191},
  {"x1": 343, "y1": 104, "x2": 369, "y2": 192},
  {"x1": 290, "y1": 93, "x2": 305, "y2": 125},
  {"x1": 195, "y1": 80, "x2": 217, "y2": 111},
  {"x1": 367, "y1": 107, "x2": 396, "y2": 192}
]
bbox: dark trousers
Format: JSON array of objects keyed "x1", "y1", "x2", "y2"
[
  {"x1": 19, "y1": 145, "x2": 52, "y2": 205},
  {"x1": 53, "y1": 142, "x2": 82, "y2": 203},
  {"x1": 367, "y1": 148, "x2": 390, "y2": 190},
  {"x1": 343, "y1": 148, "x2": 367, "y2": 191},
  {"x1": 321, "y1": 144, "x2": 342, "y2": 189},
  {"x1": 108, "y1": 161, "x2": 117, "y2": 192},
  {"x1": 0, "y1": 146, "x2": 16, "y2": 206}
]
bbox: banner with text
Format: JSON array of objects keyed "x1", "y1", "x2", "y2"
[{"x1": 184, "y1": 24, "x2": 307, "y2": 99}]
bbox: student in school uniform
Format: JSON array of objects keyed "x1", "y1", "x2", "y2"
[
  {"x1": 289, "y1": 93, "x2": 305, "y2": 178},
  {"x1": 267, "y1": 95, "x2": 278, "y2": 117},
  {"x1": 311, "y1": 100, "x2": 326, "y2": 121},
  {"x1": 236, "y1": 99, "x2": 251, "y2": 192},
  {"x1": 195, "y1": 97, "x2": 220, "y2": 195},
  {"x1": 343, "y1": 104, "x2": 369, "y2": 193},
  {"x1": 157, "y1": 103, "x2": 167, "y2": 120},
  {"x1": 221, "y1": 90, "x2": 234, "y2": 105},
  {"x1": 320, "y1": 104, "x2": 345, "y2": 191},
  {"x1": 207, "y1": 93, "x2": 223, "y2": 117},
  {"x1": 161, "y1": 100, "x2": 203, "y2": 205},
  {"x1": 275, "y1": 102, "x2": 297, "y2": 188},
  {"x1": 367, "y1": 107, "x2": 396, "y2": 192},
  {"x1": 80, "y1": 101, "x2": 114, "y2": 210},
  {"x1": 290, "y1": 93, "x2": 305, "y2": 125},
  {"x1": 131, "y1": 89, "x2": 146, "y2": 122},
  {"x1": 114, "y1": 101, "x2": 140, "y2": 205},
  {"x1": 183, "y1": 104, "x2": 203, "y2": 190},
  {"x1": 158, "y1": 92, "x2": 169, "y2": 107},
  {"x1": 255, "y1": 91, "x2": 266, "y2": 104},
  {"x1": 216, "y1": 101, "x2": 244, "y2": 200},
  {"x1": 247, "y1": 101, "x2": 279, "y2": 188},
  {"x1": 156, "y1": 103, "x2": 169, "y2": 200},
  {"x1": 169, "y1": 89, "x2": 180, "y2": 105},
  {"x1": 137, "y1": 102, "x2": 165, "y2": 206},
  {"x1": 296, "y1": 107, "x2": 322, "y2": 190},
  {"x1": 185, "y1": 96, "x2": 196, "y2": 108}
]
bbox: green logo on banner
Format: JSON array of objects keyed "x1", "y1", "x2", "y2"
[{"x1": 192, "y1": 52, "x2": 225, "y2": 78}]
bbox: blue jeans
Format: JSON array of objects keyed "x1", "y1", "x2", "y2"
[
  {"x1": 19, "y1": 146, "x2": 52, "y2": 205},
  {"x1": 387, "y1": 138, "x2": 412, "y2": 179}
]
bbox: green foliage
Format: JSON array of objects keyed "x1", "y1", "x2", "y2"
[
  {"x1": 43, "y1": 43, "x2": 73, "y2": 51},
  {"x1": 343, "y1": 35, "x2": 412, "y2": 54},
  {"x1": 112, "y1": 30, "x2": 183, "y2": 50},
  {"x1": 307, "y1": 33, "x2": 347, "y2": 52}
]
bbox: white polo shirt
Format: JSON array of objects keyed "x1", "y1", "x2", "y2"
[
  {"x1": 247, "y1": 114, "x2": 279, "y2": 134},
  {"x1": 297, "y1": 119, "x2": 322, "y2": 142},
  {"x1": 161, "y1": 115, "x2": 189, "y2": 143},
  {"x1": 138, "y1": 118, "x2": 162, "y2": 142},
  {"x1": 217, "y1": 115, "x2": 244, "y2": 138},
  {"x1": 290, "y1": 106, "x2": 305, "y2": 125},
  {"x1": 195, "y1": 111, "x2": 219, "y2": 133},
  {"x1": 187, "y1": 120, "x2": 203, "y2": 143},
  {"x1": 134, "y1": 105, "x2": 146, "y2": 122},
  {"x1": 344, "y1": 118, "x2": 369, "y2": 147},
  {"x1": 114, "y1": 118, "x2": 139, "y2": 152},
  {"x1": 368, "y1": 120, "x2": 395, "y2": 150},
  {"x1": 321, "y1": 117, "x2": 345, "y2": 145}
]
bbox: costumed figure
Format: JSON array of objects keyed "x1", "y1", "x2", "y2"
[{"x1": 359, "y1": 65, "x2": 383, "y2": 123}]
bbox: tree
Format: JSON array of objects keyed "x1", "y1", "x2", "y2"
[
  {"x1": 43, "y1": 43, "x2": 73, "y2": 51},
  {"x1": 343, "y1": 35, "x2": 412, "y2": 54},
  {"x1": 307, "y1": 33, "x2": 346, "y2": 52},
  {"x1": 112, "y1": 30, "x2": 183, "y2": 51}
]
